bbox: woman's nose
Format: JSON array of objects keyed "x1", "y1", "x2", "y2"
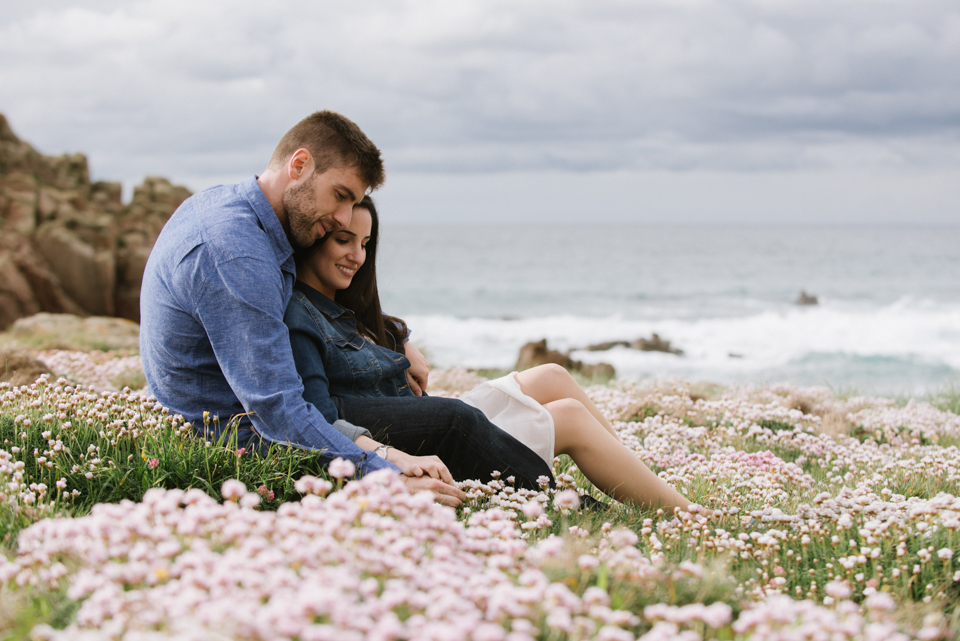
[{"x1": 346, "y1": 245, "x2": 363, "y2": 264}]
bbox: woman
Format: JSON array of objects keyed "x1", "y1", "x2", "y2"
[{"x1": 286, "y1": 196, "x2": 699, "y2": 513}]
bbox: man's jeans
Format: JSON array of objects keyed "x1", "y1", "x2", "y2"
[{"x1": 334, "y1": 395, "x2": 556, "y2": 490}]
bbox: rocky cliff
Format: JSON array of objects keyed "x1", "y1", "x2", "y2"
[{"x1": 0, "y1": 114, "x2": 190, "y2": 329}]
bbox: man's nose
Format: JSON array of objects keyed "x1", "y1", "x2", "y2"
[{"x1": 332, "y1": 203, "x2": 352, "y2": 231}]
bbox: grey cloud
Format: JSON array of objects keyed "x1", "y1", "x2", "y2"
[{"x1": 0, "y1": 0, "x2": 957, "y2": 191}]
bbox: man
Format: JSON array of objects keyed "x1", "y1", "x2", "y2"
[{"x1": 140, "y1": 111, "x2": 554, "y2": 506}]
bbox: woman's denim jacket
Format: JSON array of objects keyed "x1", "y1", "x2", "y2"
[{"x1": 284, "y1": 282, "x2": 414, "y2": 437}]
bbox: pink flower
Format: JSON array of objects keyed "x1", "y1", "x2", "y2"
[
  {"x1": 825, "y1": 580, "x2": 851, "y2": 600},
  {"x1": 554, "y1": 490, "x2": 579, "y2": 510},
  {"x1": 578, "y1": 555, "x2": 600, "y2": 570},
  {"x1": 240, "y1": 493, "x2": 260, "y2": 509},
  {"x1": 596, "y1": 626, "x2": 633, "y2": 641},
  {"x1": 472, "y1": 623, "x2": 507, "y2": 641},
  {"x1": 865, "y1": 592, "x2": 896, "y2": 612},
  {"x1": 678, "y1": 560, "x2": 703, "y2": 579},
  {"x1": 257, "y1": 485, "x2": 275, "y2": 502},
  {"x1": 294, "y1": 475, "x2": 333, "y2": 497},
  {"x1": 328, "y1": 457, "x2": 356, "y2": 479},
  {"x1": 701, "y1": 603, "x2": 733, "y2": 628},
  {"x1": 609, "y1": 529, "x2": 639, "y2": 549},
  {"x1": 221, "y1": 479, "x2": 246, "y2": 502},
  {"x1": 522, "y1": 501, "x2": 543, "y2": 520},
  {"x1": 147, "y1": 458, "x2": 160, "y2": 470}
]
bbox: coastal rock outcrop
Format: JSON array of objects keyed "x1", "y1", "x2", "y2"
[
  {"x1": 796, "y1": 290, "x2": 818, "y2": 306},
  {"x1": 0, "y1": 345, "x2": 52, "y2": 386},
  {"x1": 0, "y1": 113, "x2": 190, "y2": 329},
  {"x1": 515, "y1": 339, "x2": 615, "y2": 380}
]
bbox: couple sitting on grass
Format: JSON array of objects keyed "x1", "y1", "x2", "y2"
[{"x1": 140, "y1": 110, "x2": 700, "y2": 513}]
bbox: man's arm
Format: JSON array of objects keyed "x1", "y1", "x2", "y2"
[{"x1": 194, "y1": 255, "x2": 399, "y2": 475}]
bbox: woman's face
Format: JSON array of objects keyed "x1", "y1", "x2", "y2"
[{"x1": 301, "y1": 206, "x2": 372, "y2": 299}]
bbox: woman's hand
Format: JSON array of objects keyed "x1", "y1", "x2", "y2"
[
  {"x1": 401, "y1": 475, "x2": 465, "y2": 507},
  {"x1": 404, "y1": 342, "x2": 430, "y2": 396},
  {"x1": 387, "y1": 449, "x2": 465, "y2": 506},
  {"x1": 354, "y1": 436, "x2": 464, "y2": 506}
]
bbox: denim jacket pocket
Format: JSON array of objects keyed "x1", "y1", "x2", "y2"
[{"x1": 330, "y1": 332, "x2": 373, "y2": 374}]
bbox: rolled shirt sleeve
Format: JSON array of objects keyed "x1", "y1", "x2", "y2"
[{"x1": 333, "y1": 419, "x2": 373, "y2": 442}]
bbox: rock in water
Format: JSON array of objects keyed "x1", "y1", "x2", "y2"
[
  {"x1": 516, "y1": 339, "x2": 570, "y2": 370},
  {"x1": 579, "y1": 361, "x2": 616, "y2": 379},
  {"x1": 796, "y1": 290, "x2": 819, "y2": 306},
  {"x1": 0, "y1": 113, "x2": 191, "y2": 329},
  {"x1": 515, "y1": 339, "x2": 615, "y2": 379},
  {"x1": 584, "y1": 340, "x2": 631, "y2": 352},
  {"x1": 630, "y1": 333, "x2": 684, "y2": 355},
  {"x1": 586, "y1": 333, "x2": 684, "y2": 355}
]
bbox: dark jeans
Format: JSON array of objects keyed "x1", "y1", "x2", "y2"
[{"x1": 334, "y1": 395, "x2": 556, "y2": 490}]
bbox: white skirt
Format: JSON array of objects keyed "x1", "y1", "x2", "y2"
[{"x1": 458, "y1": 372, "x2": 556, "y2": 467}]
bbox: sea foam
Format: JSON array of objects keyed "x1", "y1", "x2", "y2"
[{"x1": 408, "y1": 298, "x2": 960, "y2": 394}]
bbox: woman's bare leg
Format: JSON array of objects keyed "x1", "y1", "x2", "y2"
[
  {"x1": 545, "y1": 398, "x2": 693, "y2": 512},
  {"x1": 515, "y1": 364, "x2": 620, "y2": 441}
]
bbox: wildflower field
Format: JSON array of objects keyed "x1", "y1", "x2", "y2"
[{"x1": 2, "y1": 351, "x2": 960, "y2": 640}]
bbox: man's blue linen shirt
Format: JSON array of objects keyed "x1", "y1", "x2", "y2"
[{"x1": 139, "y1": 176, "x2": 399, "y2": 475}]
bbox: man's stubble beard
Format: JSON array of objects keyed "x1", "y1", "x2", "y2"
[{"x1": 281, "y1": 176, "x2": 329, "y2": 249}]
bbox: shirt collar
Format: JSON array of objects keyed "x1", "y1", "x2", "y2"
[
  {"x1": 240, "y1": 176, "x2": 294, "y2": 269},
  {"x1": 294, "y1": 281, "x2": 350, "y2": 320}
]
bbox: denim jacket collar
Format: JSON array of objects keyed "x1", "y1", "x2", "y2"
[
  {"x1": 240, "y1": 176, "x2": 294, "y2": 271},
  {"x1": 294, "y1": 281, "x2": 351, "y2": 321}
]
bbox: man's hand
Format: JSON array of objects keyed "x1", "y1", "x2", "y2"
[
  {"x1": 404, "y1": 342, "x2": 430, "y2": 396},
  {"x1": 388, "y1": 450, "x2": 455, "y2": 485},
  {"x1": 401, "y1": 474, "x2": 466, "y2": 507}
]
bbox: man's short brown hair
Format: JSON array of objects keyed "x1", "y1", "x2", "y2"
[{"x1": 269, "y1": 111, "x2": 385, "y2": 190}]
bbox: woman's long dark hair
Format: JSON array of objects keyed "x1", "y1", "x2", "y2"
[{"x1": 300, "y1": 195, "x2": 408, "y2": 351}]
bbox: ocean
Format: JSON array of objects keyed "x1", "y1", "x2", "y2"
[{"x1": 377, "y1": 224, "x2": 960, "y2": 396}]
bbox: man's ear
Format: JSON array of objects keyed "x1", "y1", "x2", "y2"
[{"x1": 287, "y1": 148, "x2": 313, "y2": 181}]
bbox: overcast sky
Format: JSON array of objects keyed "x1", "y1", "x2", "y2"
[{"x1": 1, "y1": 0, "x2": 958, "y2": 223}]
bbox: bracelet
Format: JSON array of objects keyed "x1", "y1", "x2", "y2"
[{"x1": 374, "y1": 445, "x2": 392, "y2": 459}]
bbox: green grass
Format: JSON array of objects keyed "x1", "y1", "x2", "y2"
[
  {"x1": 0, "y1": 402, "x2": 336, "y2": 547},
  {"x1": 0, "y1": 584, "x2": 77, "y2": 641},
  {"x1": 928, "y1": 382, "x2": 960, "y2": 415}
]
